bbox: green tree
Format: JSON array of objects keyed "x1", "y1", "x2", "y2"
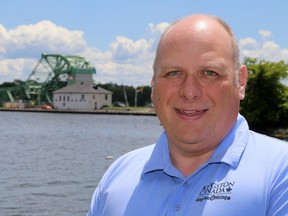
[
  {"x1": 240, "y1": 58, "x2": 288, "y2": 129},
  {"x1": 96, "y1": 83, "x2": 152, "y2": 107},
  {"x1": 136, "y1": 86, "x2": 152, "y2": 106},
  {"x1": 0, "y1": 79, "x2": 27, "y2": 103}
]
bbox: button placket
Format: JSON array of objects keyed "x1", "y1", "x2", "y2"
[
  {"x1": 168, "y1": 180, "x2": 190, "y2": 215},
  {"x1": 174, "y1": 203, "x2": 181, "y2": 211}
]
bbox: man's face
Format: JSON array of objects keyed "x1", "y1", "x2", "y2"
[{"x1": 152, "y1": 20, "x2": 247, "y2": 154}]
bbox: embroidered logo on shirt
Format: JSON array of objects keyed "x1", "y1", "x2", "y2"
[{"x1": 196, "y1": 181, "x2": 235, "y2": 202}]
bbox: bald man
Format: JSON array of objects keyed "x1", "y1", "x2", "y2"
[{"x1": 88, "y1": 15, "x2": 288, "y2": 216}]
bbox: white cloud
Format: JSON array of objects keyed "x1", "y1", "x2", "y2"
[
  {"x1": 259, "y1": 29, "x2": 271, "y2": 38},
  {"x1": 0, "y1": 21, "x2": 90, "y2": 83},
  {"x1": 239, "y1": 37, "x2": 258, "y2": 50},
  {"x1": 110, "y1": 36, "x2": 152, "y2": 61},
  {"x1": 93, "y1": 22, "x2": 170, "y2": 85},
  {"x1": 0, "y1": 58, "x2": 37, "y2": 82},
  {"x1": 0, "y1": 24, "x2": 8, "y2": 56},
  {"x1": 148, "y1": 22, "x2": 170, "y2": 35},
  {"x1": 1, "y1": 20, "x2": 87, "y2": 59},
  {"x1": 239, "y1": 31, "x2": 288, "y2": 63}
]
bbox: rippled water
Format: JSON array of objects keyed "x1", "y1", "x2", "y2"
[{"x1": 0, "y1": 111, "x2": 163, "y2": 216}]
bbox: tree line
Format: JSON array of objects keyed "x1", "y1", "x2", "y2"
[
  {"x1": 241, "y1": 58, "x2": 288, "y2": 129},
  {"x1": 0, "y1": 57, "x2": 287, "y2": 129},
  {"x1": 96, "y1": 83, "x2": 152, "y2": 107}
]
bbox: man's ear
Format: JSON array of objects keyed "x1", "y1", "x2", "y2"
[{"x1": 238, "y1": 65, "x2": 248, "y2": 100}]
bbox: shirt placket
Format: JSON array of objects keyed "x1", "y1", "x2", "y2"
[{"x1": 166, "y1": 180, "x2": 190, "y2": 216}]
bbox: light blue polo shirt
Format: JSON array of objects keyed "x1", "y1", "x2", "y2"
[{"x1": 88, "y1": 114, "x2": 288, "y2": 216}]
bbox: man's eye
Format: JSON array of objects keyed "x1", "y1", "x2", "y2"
[
  {"x1": 166, "y1": 71, "x2": 182, "y2": 77},
  {"x1": 204, "y1": 70, "x2": 217, "y2": 76}
]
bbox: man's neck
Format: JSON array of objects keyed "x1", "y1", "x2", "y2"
[{"x1": 169, "y1": 144, "x2": 217, "y2": 177}]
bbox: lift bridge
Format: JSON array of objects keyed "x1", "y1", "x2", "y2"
[{"x1": 0, "y1": 53, "x2": 96, "y2": 105}]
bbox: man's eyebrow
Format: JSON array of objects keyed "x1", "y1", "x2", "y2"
[
  {"x1": 200, "y1": 61, "x2": 228, "y2": 70},
  {"x1": 158, "y1": 64, "x2": 184, "y2": 71}
]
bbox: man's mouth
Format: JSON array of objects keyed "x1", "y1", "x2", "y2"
[{"x1": 175, "y1": 108, "x2": 208, "y2": 116}]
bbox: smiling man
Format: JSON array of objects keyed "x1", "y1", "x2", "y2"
[{"x1": 88, "y1": 15, "x2": 288, "y2": 216}]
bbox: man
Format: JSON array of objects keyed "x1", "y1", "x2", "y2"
[{"x1": 88, "y1": 15, "x2": 288, "y2": 215}]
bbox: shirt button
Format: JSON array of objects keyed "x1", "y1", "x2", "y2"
[{"x1": 174, "y1": 204, "x2": 181, "y2": 211}]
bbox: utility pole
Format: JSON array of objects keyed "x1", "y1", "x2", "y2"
[
  {"x1": 134, "y1": 87, "x2": 143, "y2": 107},
  {"x1": 134, "y1": 88, "x2": 137, "y2": 107},
  {"x1": 123, "y1": 87, "x2": 129, "y2": 107}
]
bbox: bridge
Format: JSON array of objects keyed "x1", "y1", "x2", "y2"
[{"x1": 0, "y1": 53, "x2": 96, "y2": 105}]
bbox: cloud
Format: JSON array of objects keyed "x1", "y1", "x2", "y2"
[
  {"x1": 0, "y1": 21, "x2": 89, "y2": 83},
  {"x1": 239, "y1": 37, "x2": 258, "y2": 50},
  {"x1": 148, "y1": 22, "x2": 170, "y2": 35},
  {"x1": 80, "y1": 23, "x2": 170, "y2": 86},
  {"x1": 258, "y1": 29, "x2": 271, "y2": 38},
  {"x1": 0, "y1": 25, "x2": 8, "y2": 56},
  {"x1": 110, "y1": 36, "x2": 152, "y2": 62},
  {"x1": 0, "y1": 58, "x2": 37, "y2": 82},
  {"x1": 1, "y1": 20, "x2": 87, "y2": 59},
  {"x1": 239, "y1": 31, "x2": 288, "y2": 63}
]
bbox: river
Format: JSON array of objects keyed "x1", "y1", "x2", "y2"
[{"x1": 0, "y1": 111, "x2": 163, "y2": 216}]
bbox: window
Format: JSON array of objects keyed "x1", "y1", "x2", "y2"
[
  {"x1": 80, "y1": 94, "x2": 85, "y2": 102},
  {"x1": 105, "y1": 94, "x2": 108, "y2": 100}
]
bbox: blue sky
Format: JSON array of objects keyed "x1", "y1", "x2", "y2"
[{"x1": 1, "y1": 0, "x2": 288, "y2": 86}]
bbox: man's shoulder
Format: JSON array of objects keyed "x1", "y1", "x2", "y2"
[
  {"x1": 250, "y1": 131, "x2": 288, "y2": 149},
  {"x1": 117, "y1": 144, "x2": 156, "y2": 164},
  {"x1": 248, "y1": 131, "x2": 288, "y2": 159}
]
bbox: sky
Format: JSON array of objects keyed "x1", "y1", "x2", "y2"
[{"x1": 1, "y1": 0, "x2": 288, "y2": 86}]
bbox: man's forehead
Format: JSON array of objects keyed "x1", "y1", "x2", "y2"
[
  {"x1": 194, "y1": 20, "x2": 209, "y2": 31},
  {"x1": 162, "y1": 16, "x2": 228, "y2": 42}
]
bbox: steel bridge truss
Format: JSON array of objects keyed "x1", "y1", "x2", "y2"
[{"x1": 1, "y1": 53, "x2": 96, "y2": 104}]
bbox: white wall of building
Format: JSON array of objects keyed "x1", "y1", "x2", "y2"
[
  {"x1": 75, "y1": 73, "x2": 93, "y2": 85},
  {"x1": 53, "y1": 92, "x2": 112, "y2": 110}
]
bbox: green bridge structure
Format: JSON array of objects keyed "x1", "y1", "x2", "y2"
[{"x1": 0, "y1": 53, "x2": 96, "y2": 105}]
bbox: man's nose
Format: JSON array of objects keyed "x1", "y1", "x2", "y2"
[{"x1": 179, "y1": 75, "x2": 202, "y2": 103}]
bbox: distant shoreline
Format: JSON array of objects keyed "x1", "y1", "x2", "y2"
[{"x1": 0, "y1": 108, "x2": 157, "y2": 116}]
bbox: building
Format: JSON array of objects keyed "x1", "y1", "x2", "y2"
[
  {"x1": 52, "y1": 68, "x2": 112, "y2": 110},
  {"x1": 53, "y1": 84, "x2": 112, "y2": 110}
]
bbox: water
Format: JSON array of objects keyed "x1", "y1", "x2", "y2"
[{"x1": 0, "y1": 111, "x2": 164, "y2": 216}]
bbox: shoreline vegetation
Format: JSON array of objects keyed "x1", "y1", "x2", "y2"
[{"x1": 1, "y1": 107, "x2": 287, "y2": 141}]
